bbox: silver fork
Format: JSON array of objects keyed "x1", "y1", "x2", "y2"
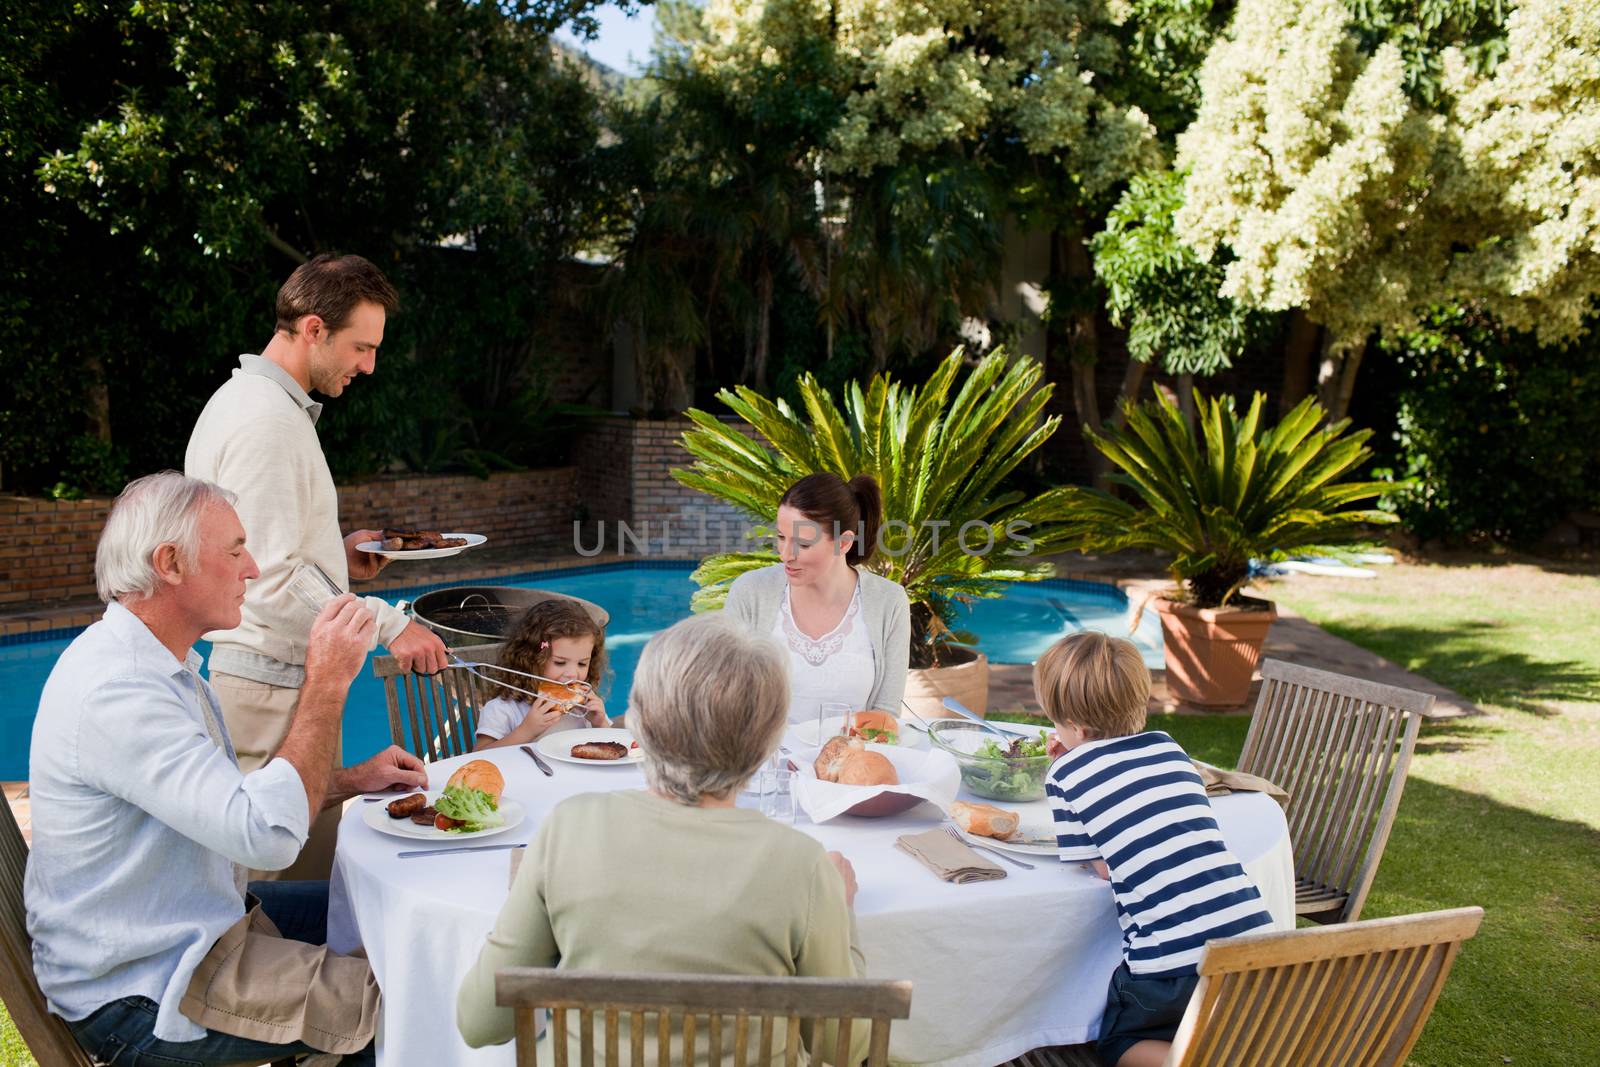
[{"x1": 944, "y1": 825, "x2": 1035, "y2": 870}]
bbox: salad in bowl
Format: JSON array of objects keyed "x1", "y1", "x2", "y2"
[{"x1": 926, "y1": 719, "x2": 1054, "y2": 801}]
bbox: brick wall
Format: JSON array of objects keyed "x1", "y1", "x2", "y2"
[
  {"x1": 571, "y1": 416, "x2": 765, "y2": 558},
  {"x1": 1, "y1": 468, "x2": 578, "y2": 606},
  {"x1": 338, "y1": 468, "x2": 578, "y2": 554},
  {"x1": 0, "y1": 496, "x2": 113, "y2": 607}
]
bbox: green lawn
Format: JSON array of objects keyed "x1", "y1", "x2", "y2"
[
  {"x1": 0, "y1": 1009, "x2": 27, "y2": 1067},
  {"x1": 5, "y1": 555, "x2": 1598, "y2": 1066},
  {"x1": 999, "y1": 553, "x2": 1600, "y2": 1066}
]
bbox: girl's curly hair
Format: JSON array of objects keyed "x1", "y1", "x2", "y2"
[{"x1": 498, "y1": 599, "x2": 607, "y2": 700}]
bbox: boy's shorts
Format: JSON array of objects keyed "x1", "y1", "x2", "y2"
[{"x1": 1095, "y1": 962, "x2": 1199, "y2": 1067}]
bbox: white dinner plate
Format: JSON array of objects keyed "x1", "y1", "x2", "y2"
[
  {"x1": 362, "y1": 790, "x2": 525, "y2": 841},
  {"x1": 954, "y1": 823, "x2": 1059, "y2": 858},
  {"x1": 535, "y1": 726, "x2": 645, "y2": 766},
  {"x1": 354, "y1": 533, "x2": 487, "y2": 560}
]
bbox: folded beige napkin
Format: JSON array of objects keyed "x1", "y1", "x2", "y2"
[
  {"x1": 895, "y1": 829, "x2": 1006, "y2": 883},
  {"x1": 1194, "y1": 762, "x2": 1290, "y2": 808}
]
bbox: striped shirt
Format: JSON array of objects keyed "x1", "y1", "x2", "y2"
[{"x1": 1047, "y1": 731, "x2": 1273, "y2": 978}]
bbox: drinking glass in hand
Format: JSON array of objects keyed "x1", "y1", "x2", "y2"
[{"x1": 287, "y1": 562, "x2": 344, "y2": 619}]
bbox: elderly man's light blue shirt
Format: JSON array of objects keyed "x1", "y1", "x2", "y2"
[{"x1": 24, "y1": 601, "x2": 312, "y2": 1042}]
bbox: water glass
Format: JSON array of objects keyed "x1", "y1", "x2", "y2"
[
  {"x1": 741, "y1": 752, "x2": 777, "y2": 798},
  {"x1": 761, "y1": 767, "x2": 796, "y2": 822},
  {"x1": 287, "y1": 562, "x2": 343, "y2": 619},
  {"x1": 819, "y1": 701, "x2": 853, "y2": 748}
]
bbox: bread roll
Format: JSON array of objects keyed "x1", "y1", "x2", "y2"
[
  {"x1": 539, "y1": 679, "x2": 584, "y2": 705},
  {"x1": 834, "y1": 750, "x2": 898, "y2": 786},
  {"x1": 815, "y1": 737, "x2": 856, "y2": 782},
  {"x1": 949, "y1": 800, "x2": 1019, "y2": 840},
  {"x1": 446, "y1": 759, "x2": 504, "y2": 803}
]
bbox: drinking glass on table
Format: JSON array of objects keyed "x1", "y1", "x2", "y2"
[
  {"x1": 819, "y1": 701, "x2": 853, "y2": 748},
  {"x1": 762, "y1": 763, "x2": 796, "y2": 823}
]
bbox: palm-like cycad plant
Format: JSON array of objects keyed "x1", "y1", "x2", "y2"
[
  {"x1": 674, "y1": 348, "x2": 1080, "y2": 668},
  {"x1": 1063, "y1": 390, "x2": 1396, "y2": 607}
]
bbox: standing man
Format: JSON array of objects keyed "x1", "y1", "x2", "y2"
[{"x1": 187, "y1": 253, "x2": 448, "y2": 879}]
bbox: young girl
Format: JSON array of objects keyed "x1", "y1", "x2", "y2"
[{"x1": 473, "y1": 599, "x2": 609, "y2": 750}]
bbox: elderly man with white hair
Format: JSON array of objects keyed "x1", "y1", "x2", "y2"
[
  {"x1": 456, "y1": 612, "x2": 869, "y2": 1065},
  {"x1": 25, "y1": 471, "x2": 427, "y2": 1065}
]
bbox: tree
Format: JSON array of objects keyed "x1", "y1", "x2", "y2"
[
  {"x1": 1174, "y1": 0, "x2": 1598, "y2": 420},
  {"x1": 677, "y1": 0, "x2": 1178, "y2": 471},
  {"x1": 1090, "y1": 167, "x2": 1264, "y2": 418},
  {"x1": 2, "y1": 0, "x2": 626, "y2": 489}
]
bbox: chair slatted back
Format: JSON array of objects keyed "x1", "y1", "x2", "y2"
[
  {"x1": 496, "y1": 969, "x2": 912, "y2": 1067},
  {"x1": 1167, "y1": 906, "x2": 1482, "y2": 1067},
  {"x1": 1238, "y1": 659, "x2": 1429, "y2": 923},
  {"x1": 0, "y1": 797, "x2": 94, "y2": 1066},
  {"x1": 375, "y1": 641, "x2": 505, "y2": 763}
]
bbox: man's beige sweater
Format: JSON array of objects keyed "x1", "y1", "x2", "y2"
[{"x1": 185, "y1": 355, "x2": 408, "y2": 686}]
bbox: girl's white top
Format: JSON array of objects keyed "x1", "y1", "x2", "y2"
[
  {"x1": 773, "y1": 581, "x2": 876, "y2": 723},
  {"x1": 475, "y1": 696, "x2": 589, "y2": 740}
]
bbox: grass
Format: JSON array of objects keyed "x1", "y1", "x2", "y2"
[
  {"x1": 991, "y1": 552, "x2": 1600, "y2": 1065},
  {"x1": 5, "y1": 554, "x2": 1597, "y2": 1066},
  {"x1": 1016, "y1": 553, "x2": 1600, "y2": 1065},
  {"x1": 0, "y1": 1010, "x2": 27, "y2": 1067},
  {"x1": 1266, "y1": 556, "x2": 1600, "y2": 1065}
]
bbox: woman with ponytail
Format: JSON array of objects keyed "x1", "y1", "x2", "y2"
[{"x1": 724, "y1": 473, "x2": 912, "y2": 723}]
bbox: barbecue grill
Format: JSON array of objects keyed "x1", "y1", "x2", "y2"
[{"x1": 408, "y1": 586, "x2": 610, "y2": 647}]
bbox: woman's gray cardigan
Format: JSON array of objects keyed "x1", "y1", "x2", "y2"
[{"x1": 723, "y1": 563, "x2": 912, "y2": 713}]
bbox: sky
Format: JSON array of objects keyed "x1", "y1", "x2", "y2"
[{"x1": 554, "y1": 3, "x2": 662, "y2": 77}]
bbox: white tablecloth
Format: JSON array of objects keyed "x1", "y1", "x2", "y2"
[{"x1": 329, "y1": 745, "x2": 1294, "y2": 1067}]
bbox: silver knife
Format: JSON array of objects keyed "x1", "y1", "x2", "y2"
[
  {"x1": 398, "y1": 843, "x2": 528, "y2": 859},
  {"x1": 521, "y1": 744, "x2": 554, "y2": 776}
]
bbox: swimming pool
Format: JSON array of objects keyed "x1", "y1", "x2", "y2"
[{"x1": 0, "y1": 562, "x2": 1162, "y2": 780}]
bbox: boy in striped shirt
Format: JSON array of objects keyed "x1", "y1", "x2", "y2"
[{"x1": 1036, "y1": 632, "x2": 1274, "y2": 1067}]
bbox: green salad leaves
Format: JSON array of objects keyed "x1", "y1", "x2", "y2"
[
  {"x1": 434, "y1": 785, "x2": 503, "y2": 833},
  {"x1": 960, "y1": 730, "x2": 1053, "y2": 801}
]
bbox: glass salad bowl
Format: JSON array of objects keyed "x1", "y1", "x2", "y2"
[{"x1": 925, "y1": 719, "x2": 1054, "y2": 802}]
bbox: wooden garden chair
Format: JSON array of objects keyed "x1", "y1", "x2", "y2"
[
  {"x1": 1237, "y1": 659, "x2": 1429, "y2": 924},
  {"x1": 1, "y1": 792, "x2": 93, "y2": 1067},
  {"x1": 375, "y1": 640, "x2": 505, "y2": 763},
  {"x1": 1167, "y1": 906, "x2": 1482, "y2": 1066},
  {"x1": 495, "y1": 969, "x2": 912, "y2": 1067}
]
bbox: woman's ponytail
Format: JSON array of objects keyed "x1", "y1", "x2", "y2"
[{"x1": 846, "y1": 474, "x2": 882, "y2": 565}]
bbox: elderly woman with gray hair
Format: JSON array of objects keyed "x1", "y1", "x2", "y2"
[{"x1": 456, "y1": 613, "x2": 868, "y2": 1063}]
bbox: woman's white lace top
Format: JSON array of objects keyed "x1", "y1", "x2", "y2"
[{"x1": 773, "y1": 581, "x2": 876, "y2": 723}]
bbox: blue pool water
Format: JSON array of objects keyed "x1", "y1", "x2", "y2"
[{"x1": 0, "y1": 563, "x2": 1162, "y2": 781}]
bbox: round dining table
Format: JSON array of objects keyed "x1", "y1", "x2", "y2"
[{"x1": 328, "y1": 739, "x2": 1295, "y2": 1067}]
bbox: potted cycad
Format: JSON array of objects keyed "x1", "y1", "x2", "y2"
[
  {"x1": 1062, "y1": 390, "x2": 1395, "y2": 706},
  {"x1": 672, "y1": 348, "x2": 1080, "y2": 717}
]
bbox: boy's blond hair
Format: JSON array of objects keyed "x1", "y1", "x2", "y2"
[{"x1": 1033, "y1": 631, "x2": 1151, "y2": 739}]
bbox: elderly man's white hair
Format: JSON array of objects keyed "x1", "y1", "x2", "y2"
[{"x1": 94, "y1": 471, "x2": 237, "y2": 603}]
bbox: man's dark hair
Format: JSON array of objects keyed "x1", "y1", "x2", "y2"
[{"x1": 274, "y1": 253, "x2": 400, "y2": 335}]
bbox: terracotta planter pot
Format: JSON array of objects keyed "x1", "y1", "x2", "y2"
[
  {"x1": 903, "y1": 650, "x2": 990, "y2": 720},
  {"x1": 1155, "y1": 597, "x2": 1277, "y2": 708}
]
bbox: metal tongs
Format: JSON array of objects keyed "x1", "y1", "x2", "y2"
[{"x1": 447, "y1": 656, "x2": 594, "y2": 718}]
